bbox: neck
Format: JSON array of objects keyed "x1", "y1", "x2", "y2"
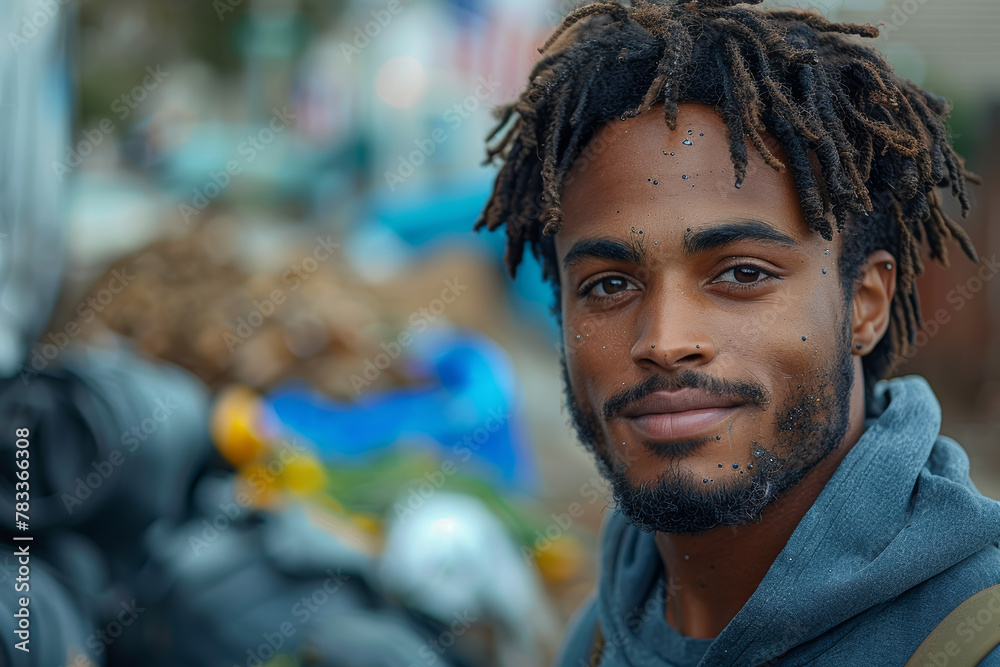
[{"x1": 653, "y1": 412, "x2": 867, "y2": 639}]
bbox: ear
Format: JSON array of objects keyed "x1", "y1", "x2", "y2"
[{"x1": 851, "y1": 250, "x2": 896, "y2": 356}]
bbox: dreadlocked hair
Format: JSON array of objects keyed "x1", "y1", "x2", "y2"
[{"x1": 474, "y1": 0, "x2": 979, "y2": 395}]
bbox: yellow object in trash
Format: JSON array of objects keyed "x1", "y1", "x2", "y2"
[
  {"x1": 211, "y1": 385, "x2": 269, "y2": 467},
  {"x1": 281, "y1": 455, "x2": 327, "y2": 496},
  {"x1": 533, "y1": 534, "x2": 588, "y2": 584}
]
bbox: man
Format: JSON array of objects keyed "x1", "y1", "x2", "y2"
[{"x1": 475, "y1": 0, "x2": 1000, "y2": 664}]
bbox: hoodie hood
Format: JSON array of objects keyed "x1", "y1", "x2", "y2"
[{"x1": 592, "y1": 375, "x2": 1000, "y2": 666}]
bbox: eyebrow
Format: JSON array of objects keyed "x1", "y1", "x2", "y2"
[
  {"x1": 562, "y1": 237, "x2": 643, "y2": 270},
  {"x1": 682, "y1": 220, "x2": 801, "y2": 255},
  {"x1": 561, "y1": 219, "x2": 801, "y2": 270}
]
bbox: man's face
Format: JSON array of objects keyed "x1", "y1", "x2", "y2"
[{"x1": 555, "y1": 102, "x2": 857, "y2": 534}]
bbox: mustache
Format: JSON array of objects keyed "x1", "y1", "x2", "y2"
[{"x1": 602, "y1": 370, "x2": 770, "y2": 421}]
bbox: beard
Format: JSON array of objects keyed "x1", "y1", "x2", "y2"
[{"x1": 561, "y1": 318, "x2": 855, "y2": 535}]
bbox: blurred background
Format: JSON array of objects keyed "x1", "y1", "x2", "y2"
[{"x1": 0, "y1": 0, "x2": 998, "y2": 665}]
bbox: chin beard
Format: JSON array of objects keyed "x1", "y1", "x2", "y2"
[{"x1": 560, "y1": 322, "x2": 855, "y2": 535}]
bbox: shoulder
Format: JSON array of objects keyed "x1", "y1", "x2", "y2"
[
  {"x1": 789, "y1": 545, "x2": 1000, "y2": 664},
  {"x1": 554, "y1": 593, "x2": 599, "y2": 667}
]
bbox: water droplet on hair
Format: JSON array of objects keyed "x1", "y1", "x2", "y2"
[
  {"x1": 734, "y1": 180, "x2": 742, "y2": 189},
  {"x1": 682, "y1": 174, "x2": 688, "y2": 179},
  {"x1": 748, "y1": 464, "x2": 754, "y2": 470},
  {"x1": 682, "y1": 139, "x2": 693, "y2": 146}
]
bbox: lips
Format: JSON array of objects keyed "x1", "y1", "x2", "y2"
[{"x1": 618, "y1": 388, "x2": 742, "y2": 441}]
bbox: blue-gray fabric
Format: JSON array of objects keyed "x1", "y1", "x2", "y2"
[{"x1": 556, "y1": 376, "x2": 1000, "y2": 666}]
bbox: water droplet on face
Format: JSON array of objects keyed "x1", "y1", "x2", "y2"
[
  {"x1": 651, "y1": 345, "x2": 655, "y2": 349},
  {"x1": 663, "y1": 150, "x2": 668, "y2": 154},
  {"x1": 703, "y1": 478, "x2": 709, "y2": 483},
  {"x1": 682, "y1": 174, "x2": 688, "y2": 179},
  {"x1": 822, "y1": 269, "x2": 827, "y2": 274},
  {"x1": 824, "y1": 249, "x2": 829, "y2": 255},
  {"x1": 734, "y1": 180, "x2": 742, "y2": 189},
  {"x1": 670, "y1": 152, "x2": 675, "y2": 156},
  {"x1": 699, "y1": 133, "x2": 704, "y2": 136},
  {"x1": 718, "y1": 463, "x2": 722, "y2": 468},
  {"x1": 576, "y1": 335, "x2": 581, "y2": 339},
  {"x1": 696, "y1": 344, "x2": 700, "y2": 348},
  {"x1": 684, "y1": 554, "x2": 690, "y2": 559},
  {"x1": 748, "y1": 464, "x2": 754, "y2": 470},
  {"x1": 802, "y1": 336, "x2": 807, "y2": 341},
  {"x1": 732, "y1": 463, "x2": 739, "y2": 469},
  {"x1": 648, "y1": 178, "x2": 652, "y2": 182},
  {"x1": 652, "y1": 180, "x2": 658, "y2": 185},
  {"x1": 716, "y1": 435, "x2": 721, "y2": 440},
  {"x1": 688, "y1": 130, "x2": 693, "y2": 135},
  {"x1": 616, "y1": 210, "x2": 620, "y2": 213},
  {"x1": 683, "y1": 139, "x2": 693, "y2": 146}
]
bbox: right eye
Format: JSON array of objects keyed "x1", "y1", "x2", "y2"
[{"x1": 580, "y1": 275, "x2": 640, "y2": 299}]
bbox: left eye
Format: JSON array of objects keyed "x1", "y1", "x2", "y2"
[{"x1": 713, "y1": 265, "x2": 770, "y2": 284}]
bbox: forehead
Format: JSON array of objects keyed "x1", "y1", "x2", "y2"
[{"x1": 557, "y1": 102, "x2": 818, "y2": 251}]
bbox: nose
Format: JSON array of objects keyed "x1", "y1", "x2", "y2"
[{"x1": 629, "y1": 285, "x2": 715, "y2": 371}]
